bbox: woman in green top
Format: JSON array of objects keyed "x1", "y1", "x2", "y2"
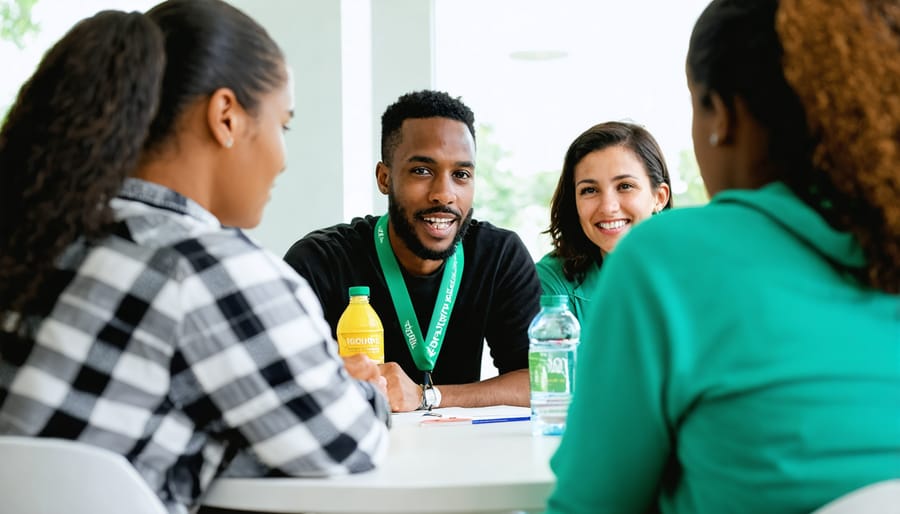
[
  {"x1": 546, "y1": 0, "x2": 900, "y2": 513},
  {"x1": 537, "y1": 121, "x2": 672, "y2": 320}
]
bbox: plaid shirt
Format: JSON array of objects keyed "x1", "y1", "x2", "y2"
[{"x1": 0, "y1": 179, "x2": 390, "y2": 514}]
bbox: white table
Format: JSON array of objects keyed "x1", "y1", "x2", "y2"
[{"x1": 202, "y1": 406, "x2": 560, "y2": 514}]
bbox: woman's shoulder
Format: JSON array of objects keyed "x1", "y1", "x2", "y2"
[
  {"x1": 535, "y1": 252, "x2": 566, "y2": 277},
  {"x1": 626, "y1": 194, "x2": 775, "y2": 253},
  {"x1": 536, "y1": 251, "x2": 563, "y2": 269},
  {"x1": 610, "y1": 185, "x2": 831, "y2": 293},
  {"x1": 628, "y1": 185, "x2": 824, "y2": 256},
  {"x1": 536, "y1": 251, "x2": 577, "y2": 295},
  {"x1": 603, "y1": 203, "x2": 753, "y2": 295}
]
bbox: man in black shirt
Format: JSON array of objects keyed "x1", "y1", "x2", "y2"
[{"x1": 284, "y1": 90, "x2": 541, "y2": 412}]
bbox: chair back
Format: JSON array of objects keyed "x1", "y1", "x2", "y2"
[
  {"x1": 812, "y1": 479, "x2": 900, "y2": 514},
  {"x1": 0, "y1": 436, "x2": 168, "y2": 514}
]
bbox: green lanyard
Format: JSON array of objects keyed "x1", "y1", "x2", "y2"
[{"x1": 373, "y1": 215, "x2": 464, "y2": 372}]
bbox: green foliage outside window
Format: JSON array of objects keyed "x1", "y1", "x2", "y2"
[
  {"x1": 473, "y1": 123, "x2": 557, "y2": 232},
  {"x1": 1, "y1": 0, "x2": 39, "y2": 121},
  {"x1": 673, "y1": 149, "x2": 709, "y2": 207},
  {"x1": 1, "y1": 0, "x2": 39, "y2": 49},
  {"x1": 474, "y1": 124, "x2": 709, "y2": 257}
]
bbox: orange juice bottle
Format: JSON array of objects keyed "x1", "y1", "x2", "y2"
[{"x1": 336, "y1": 286, "x2": 385, "y2": 363}]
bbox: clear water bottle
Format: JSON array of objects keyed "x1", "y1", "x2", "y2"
[{"x1": 528, "y1": 295, "x2": 580, "y2": 436}]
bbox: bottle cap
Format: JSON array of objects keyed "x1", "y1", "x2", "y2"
[
  {"x1": 348, "y1": 286, "x2": 370, "y2": 297},
  {"x1": 539, "y1": 294, "x2": 568, "y2": 307}
]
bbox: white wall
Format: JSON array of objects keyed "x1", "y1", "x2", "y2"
[
  {"x1": 230, "y1": 0, "x2": 435, "y2": 257},
  {"x1": 370, "y1": 0, "x2": 435, "y2": 211}
]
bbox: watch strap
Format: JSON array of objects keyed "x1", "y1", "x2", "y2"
[{"x1": 418, "y1": 383, "x2": 442, "y2": 410}]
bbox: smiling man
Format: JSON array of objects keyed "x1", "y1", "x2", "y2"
[{"x1": 284, "y1": 90, "x2": 541, "y2": 412}]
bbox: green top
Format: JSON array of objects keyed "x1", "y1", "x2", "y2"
[
  {"x1": 546, "y1": 182, "x2": 900, "y2": 514},
  {"x1": 348, "y1": 285, "x2": 370, "y2": 297},
  {"x1": 535, "y1": 253, "x2": 602, "y2": 323}
]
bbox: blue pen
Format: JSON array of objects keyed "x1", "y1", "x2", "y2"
[{"x1": 471, "y1": 416, "x2": 531, "y2": 425}]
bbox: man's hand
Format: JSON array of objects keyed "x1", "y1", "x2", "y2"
[
  {"x1": 378, "y1": 362, "x2": 422, "y2": 412},
  {"x1": 342, "y1": 354, "x2": 387, "y2": 398}
]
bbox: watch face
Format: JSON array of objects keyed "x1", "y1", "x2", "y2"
[{"x1": 424, "y1": 388, "x2": 437, "y2": 407}]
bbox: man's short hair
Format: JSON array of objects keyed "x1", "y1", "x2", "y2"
[{"x1": 380, "y1": 90, "x2": 476, "y2": 165}]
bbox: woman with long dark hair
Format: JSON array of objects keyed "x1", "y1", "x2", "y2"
[
  {"x1": 538, "y1": 121, "x2": 672, "y2": 321},
  {"x1": 0, "y1": 2, "x2": 389, "y2": 512}
]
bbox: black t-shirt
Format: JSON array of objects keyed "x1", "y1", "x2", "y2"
[{"x1": 284, "y1": 215, "x2": 541, "y2": 385}]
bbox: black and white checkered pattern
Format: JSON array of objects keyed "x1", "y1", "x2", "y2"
[{"x1": 0, "y1": 179, "x2": 390, "y2": 514}]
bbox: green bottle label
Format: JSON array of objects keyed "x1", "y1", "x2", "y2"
[{"x1": 529, "y1": 351, "x2": 571, "y2": 394}]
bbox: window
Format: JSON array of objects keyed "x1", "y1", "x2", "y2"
[
  {"x1": 434, "y1": 0, "x2": 710, "y2": 258},
  {"x1": 0, "y1": 0, "x2": 158, "y2": 119}
]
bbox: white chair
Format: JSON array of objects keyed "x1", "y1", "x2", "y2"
[
  {"x1": 0, "y1": 436, "x2": 168, "y2": 514},
  {"x1": 812, "y1": 479, "x2": 900, "y2": 514}
]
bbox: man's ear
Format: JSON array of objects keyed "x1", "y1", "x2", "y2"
[
  {"x1": 708, "y1": 91, "x2": 734, "y2": 145},
  {"x1": 207, "y1": 87, "x2": 242, "y2": 149},
  {"x1": 375, "y1": 161, "x2": 390, "y2": 195}
]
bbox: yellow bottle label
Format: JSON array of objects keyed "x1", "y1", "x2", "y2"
[
  {"x1": 337, "y1": 301, "x2": 385, "y2": 363},
  {"x1": 337, "y1": 330, "x2": 384, "y2": 362}
]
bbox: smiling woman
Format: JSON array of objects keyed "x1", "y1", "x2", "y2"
[
  {"x1": 434, "y1": 0, "x2": 712, "y2": 258},
  {"x1": 535, "y1": 121, "x2": 672, "y2": 322},
  {"x1": 572, "y1": 145, "x2": 670, "y2": 256}
]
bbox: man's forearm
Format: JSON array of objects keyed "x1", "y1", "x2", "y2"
[{"x1": 438, "y1": 368, "x2": 529, "y2": 408}]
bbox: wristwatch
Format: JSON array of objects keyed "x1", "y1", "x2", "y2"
[{"x1": 420, "y1": 384, "x2": 442, "y2": 410}]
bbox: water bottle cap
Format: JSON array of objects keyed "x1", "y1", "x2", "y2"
[
  {"x1": 348, "y1": 286, "x2": 370, "y2": 297},
  {"x1": 539, "y1": 295, "x2": 568, "y2": 307}
]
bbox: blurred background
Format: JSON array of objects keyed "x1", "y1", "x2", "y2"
[{"x1": 0, "y1": 0, "x2": 710, "y2": 258}]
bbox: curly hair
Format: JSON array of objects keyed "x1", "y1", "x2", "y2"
[
  {"x1": 380, "y1": 90, "x2": 476, "y2": 166},
  {"x1": 777, "y1": 0, "x2": 900, "y2": 293},
  {"x1": 688, "y1": 0, "x2": 898, "y2": 293},
  {"x1": 547, "y1": 121, "x2": 673, "y2": 283},
  {"x1": 0, "y1": 11, "x2": 165, "y2": 327}
]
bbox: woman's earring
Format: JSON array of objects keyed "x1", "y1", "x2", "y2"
[
  {"x1": 709, "y1": 133, "x2": 719, "y2": 146},
  {"x1": 224, "y1": 138, "x2": 234, "y2": 149}
]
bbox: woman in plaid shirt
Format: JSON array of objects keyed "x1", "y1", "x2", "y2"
[{"x1": 0, "y1": 1, "x2": 390, "y2": 513}]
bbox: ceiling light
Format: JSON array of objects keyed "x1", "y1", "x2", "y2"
[{"x1": 509, "y1": 50, "x2": 568, "y2": 61}]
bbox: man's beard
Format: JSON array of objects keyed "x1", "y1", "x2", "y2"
[{"x1": 387, "y1": 193, "x2": 473, "y2": 262}]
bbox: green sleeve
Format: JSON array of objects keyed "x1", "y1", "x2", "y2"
[
  {"x1": 536, "y1": 253, "x2": 571, "y2": 298},
  {"x1": 545, "y1": 236, "x2": 675, "y2": 513}
]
